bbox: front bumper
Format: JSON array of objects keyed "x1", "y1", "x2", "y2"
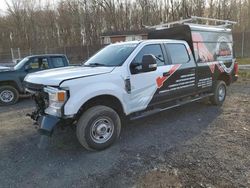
[
  {"x1": 37, "y1": 115, "x2": 61, "y2": 136},
  {"x1": 24, "y1": 82, "x2": 73, "y2": 136}
]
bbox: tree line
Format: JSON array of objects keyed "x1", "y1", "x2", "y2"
[{"x1": 0, "y1": 0, "x2": 250, "y2": 55}]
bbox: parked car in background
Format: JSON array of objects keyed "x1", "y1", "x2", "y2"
[
  {"x1": 0, "y1": 54, "x2": 70, "y2": 105},
  {"x1": 0, "y1": 66, "x2": 11, "y2": 71}
]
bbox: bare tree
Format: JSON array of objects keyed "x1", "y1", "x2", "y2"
[{"x1": 0, "y1": 0, "x2": 249, "y2": 59}]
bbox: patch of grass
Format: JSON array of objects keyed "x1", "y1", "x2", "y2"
[
  {"x1": 236, "y1": 58, "x2": 250, "y2": 65},
  {"x1": 239, "y1": 70, "x2": 250, "y2": 79}
]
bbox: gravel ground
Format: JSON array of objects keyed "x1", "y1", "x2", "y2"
[{"x1": 0, "y1": 79, "x2": 249, "y2": 188}]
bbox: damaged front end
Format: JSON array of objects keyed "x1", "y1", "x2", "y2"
[{"x1": 24, "y1": 82, "x2": 71, "y2": 148}]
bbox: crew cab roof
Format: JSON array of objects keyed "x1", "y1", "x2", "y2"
[
  {"x1": 110, "y1": 39, "x2": 187, "y2": 46},
  {"x1": 25, "y1": 54, "x2": 66, "y2": 59}
]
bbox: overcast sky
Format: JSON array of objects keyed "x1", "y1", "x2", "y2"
[
  {"x1": 0, "y1": 0, "x2": 59, "y2": 15},
  {"x1": 0, "y1": 1, "x2": 8, "y2": 13}
]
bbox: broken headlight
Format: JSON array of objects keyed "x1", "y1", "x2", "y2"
[{"x1": 43, "y1": 86, "x2": 68, "y2": 117}]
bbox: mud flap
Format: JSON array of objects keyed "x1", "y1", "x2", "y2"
[
  {"x1": 38, "y1": 135, "x2": 50, "y2": 149},
  {"x1": 37, "y1": 115, "x2": 60, "y2": 149}
]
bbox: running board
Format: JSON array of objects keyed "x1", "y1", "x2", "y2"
[{"x1": 130, "y1": 93, "x2": 214, "y2": 120}]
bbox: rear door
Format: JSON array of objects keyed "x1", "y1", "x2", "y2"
[{"x1": 159, "y1": 43, "x2": 197, "y2": 99}]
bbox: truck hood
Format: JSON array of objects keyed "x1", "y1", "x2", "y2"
[
  {"x1": 24, "y1": 66, "x2": 115, "y2": 86},
  {"x1": 0, "y1": 66, "x2": 12, "y2": 72}
]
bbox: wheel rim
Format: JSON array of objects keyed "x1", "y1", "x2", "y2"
[
  {"x1": 218, "y1": 85, "x2": 226, "y2": 101},
  {"x1": 0, "y1": 90, "x2": 14, "y2": 103},
  {"x1": 90, "y1": 117, "x2": 114, "y2": 144}
]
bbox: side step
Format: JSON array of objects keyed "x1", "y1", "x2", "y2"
[{"x1": 130, "y1": 93, "x2": 213, "y2": 120}]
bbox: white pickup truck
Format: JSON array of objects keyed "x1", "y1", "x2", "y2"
[{"x1": 24, "y1": 23, "x2": 238, "y2": 150}]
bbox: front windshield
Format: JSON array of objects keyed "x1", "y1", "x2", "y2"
[
  {"x1": 84, "y1": 43, "x2": 138, "y2": 67},
  {"x1": 14, "y1": 57, "x2": 29, "y2": 70}
]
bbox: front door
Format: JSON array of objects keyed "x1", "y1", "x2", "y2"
[
  {"x1": 20, "y1": 57, "x2": 49, "y2": 85},
  {"x1": 128, "y1": 43, "x2": 173, "y2": 113}
]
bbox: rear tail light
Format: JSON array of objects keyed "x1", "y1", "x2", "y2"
[{"x1": 234, "y1": 61, "x2": 238, "y2": 76}]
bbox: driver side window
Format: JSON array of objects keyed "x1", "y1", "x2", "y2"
[
  {"x1": 133, "y1": 44, "x2": 165, "y2": 66},
  {"x1": 28, "y1": 58, "x2": 49, "y2": 70}
]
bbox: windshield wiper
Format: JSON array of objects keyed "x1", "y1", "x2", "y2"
[{"x1": 84, "y1": 63, "x2": 106, "y2": 67}]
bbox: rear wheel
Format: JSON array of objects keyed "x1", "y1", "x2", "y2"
[
  {"x1": 210, "y1": 80, "x2": 227, "y2": 106},
  {"x1": 0, "y1": 85, "x2": 19, "y2": 105},
  {"x1": 76, "y1": 105, "x2": 121, "y2": 151}
]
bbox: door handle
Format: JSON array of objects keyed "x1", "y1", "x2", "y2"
[{"x1": 163, "y1": 72, "x2": 170, "y2": 77}]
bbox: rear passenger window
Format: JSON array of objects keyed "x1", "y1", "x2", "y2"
[
  {"x1": 51, "y1": 57, "x2": 66, "y2": 68},
  {"x1": 165, "y1": 44, "x2": 190, "y2": 64}
]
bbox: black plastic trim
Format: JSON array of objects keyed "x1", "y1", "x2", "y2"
[{"x1": 38, "y1": 115, "x2": 61, "y2": 136}]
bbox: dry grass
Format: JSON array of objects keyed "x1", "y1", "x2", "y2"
[
  {"x1": 237, "y1": 58, "x2": 250, "y2": 65},
  {"x1": 239, "y1": 70, "x2": 250, "y2": 79}
]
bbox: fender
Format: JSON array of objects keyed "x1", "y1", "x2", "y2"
[
  {"x1": 15, "y1": 78, "x2": 25, "y2": 92},
  {"x1": 0, "y1": 77, "x2": 24, "y2": 92},
  {"x1": 61, "y1": 79, "x2": 129, "y2": 116}
]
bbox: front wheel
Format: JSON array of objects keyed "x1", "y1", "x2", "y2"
[
  {"x1": 210, "y1": 80, "x2": 227, "y2": 106},
  {"x1": 0, "y1": 85, "x2": 19, "y2": 105},
  {"x1": 76, "y1": 105, "x2": 121, "y2": 151}
]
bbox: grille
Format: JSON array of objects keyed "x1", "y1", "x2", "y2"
[
  {"x1": 23, "y1": 81, "x2": 49, "y2": 111},
  {"x1": 24, "y1": 81, "x2": 44, "y2": 92}
]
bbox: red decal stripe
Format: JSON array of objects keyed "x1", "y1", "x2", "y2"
[
  {"x1": 216, "y1": 64, "x2": 224, "y2": 72},
  {"x1": 156, "y1": 77, "x2": 167, "y2": 88},
  {"x1": 156, "y1": 64, "x2": 181, "y2": 88},
  {"x1": 208, "y1": 63, "x2": 215, "y2": 73}
]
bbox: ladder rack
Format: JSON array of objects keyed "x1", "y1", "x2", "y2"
[{"x1": 144, "y1": 16, "x2": 237, "y2": 29}]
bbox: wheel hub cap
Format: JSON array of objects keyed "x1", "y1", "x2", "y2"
[
  {"x1": 218, "y1": 86, "x2": 225, "y2": 101},
  {"x1": 0, "y1": 90, "x2": 14, "y2": 103},
  {"x1": 96, "y1": 124, "x2": 108, "y2": 135},
  {"x1": 90, "y1": 118, "x2": 114, "y2": 144}
]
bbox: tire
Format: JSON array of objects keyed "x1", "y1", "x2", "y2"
[
  {"x1": 209, "y1": 80, "x2": 227, "y2": 106},
  {"x1": 76, "y1": 105, "x2": 121, "y2": 151},
  {"x1": 0, "y1": 85, "x2": 19, "y2": 105}
]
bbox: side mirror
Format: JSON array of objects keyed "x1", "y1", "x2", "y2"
[
  {"x1": 130, "y1": 54, "x2": 157, "y2": 74},
  {"x1": 141, "y1": 54, "x2": 157, "y2": 72}
]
